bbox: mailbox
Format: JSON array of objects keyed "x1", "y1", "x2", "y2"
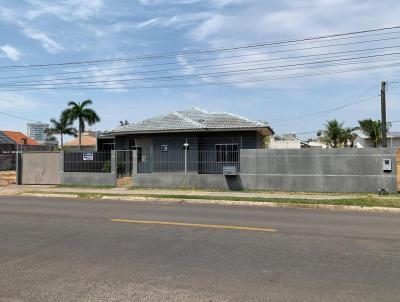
[
  {"x1": 383, "y1": 159, "x2": 392, "y2": 172},
  {"x1": 223, "y1": 166, "x2": 238, "y2": 175}
]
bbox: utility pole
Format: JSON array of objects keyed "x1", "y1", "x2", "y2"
[{"x1": 381, "y1": 81, "x2": 387, "y2": 147}]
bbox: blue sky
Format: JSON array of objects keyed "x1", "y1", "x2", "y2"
[{"x1": 0, "y1": 0, "x2": 400, "y2": 140}]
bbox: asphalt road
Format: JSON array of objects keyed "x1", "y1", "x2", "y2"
[{"x1": 0, "y1": 196, "x2": 400, "y2": 302}]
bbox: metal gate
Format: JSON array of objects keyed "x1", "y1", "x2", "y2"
[{"x1": 116, "y1": 150, "x2": 133, "y2": 177}]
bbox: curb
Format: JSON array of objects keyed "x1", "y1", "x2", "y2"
[
  {"x1": 20, "y1": 193, "x2": 79, "y2": 198},
  {"x1": 100, "y1": 195, "x2": 400, "y2": 213},
  {"x1": 8, "y1": 192, "x2": 400, "y2": 214}
]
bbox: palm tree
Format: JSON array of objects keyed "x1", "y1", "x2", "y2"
[
  {"x1": 47, "y1": 111, "x2": 77, "y2": 149},
  {"x1": 319, "y1": 119, "x2": 346, "y2": 148},
  {"x1": 357, "y1": 119, "x2": 389, "y2": 147},
  {"x1": 341, "y1": 127, "x2": 357, "y2": 148},
  {"x1": 64, "y1": 100, "x2": 100, "y2": 150}
]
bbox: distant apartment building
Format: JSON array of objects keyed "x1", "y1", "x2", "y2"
[{"x1": 27, "y1": 122, "x2": 49, "y2": 144}]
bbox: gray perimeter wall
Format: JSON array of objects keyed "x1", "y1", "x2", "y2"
[
  {"x1": 133, "y1": 173, "x2": 243, "y2": 190},
  {"x1": 133, "y1": 148, "x2": 398, "y2": 193},
  {"x1": 240, "y1": 148, "x2": 398, "y2": 193},
  {"x1": 60, "y1": 172, "x2": 116, "y2": 187},
  {"x1": 20, "y1": 151, "x2": 116, "y2": 186},
  {"x1": 21, "y1": 152, "x2": 61, "y2": 185}
]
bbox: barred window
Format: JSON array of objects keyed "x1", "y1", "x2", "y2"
[{"x1": 215, "y1": 144, "x2": 238, "y2": 163}]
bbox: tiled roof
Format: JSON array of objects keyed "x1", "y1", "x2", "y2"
[
  {"x1": 0, "y1": 131, "x2": 40, "y2": 145},
  {"x1": 65, "y1": 133, "x2": 96, "y2": 146},
  {"x1": 104, "y1": 107, "x2": 271, "y2": 134}
]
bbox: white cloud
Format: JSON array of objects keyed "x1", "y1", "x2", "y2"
[
  {"x1": 135, "y1": 13, "x2": 212, "y2": 29},
  {"x1": 26, "y1": 0, "x2": 104, "y2": 21},
  {"x1": 0, "y1": 44, "x2": 20, "y2": 61},
  {"x1": 139, "y1": 0, "x2": 200, "y2": 5},
  {"x1": 22, "y1": 28, "x2": 64, "y2": 54}
]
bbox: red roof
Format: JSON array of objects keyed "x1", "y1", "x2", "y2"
[
  {"x1": 2, "y1": 131, "x2": 40, "y2": 145},
  {"x1": 64, "y1": 134, "x2": 96, "y2": 147}
]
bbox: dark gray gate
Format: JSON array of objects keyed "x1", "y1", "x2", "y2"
[{"x1": 116, "y1": 150, "x2": 133, "y2": 177}]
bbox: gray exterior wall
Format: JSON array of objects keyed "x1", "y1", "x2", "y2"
[
  {"x1": 240, "y1": 148, "x2": 397, "y2": 193},
  {"x1": 101, "y1": 131, "x2": 262, "y2": 151},
  {"x1": 132, "y1": 148, "x2": 398, "y2": 193},
  {"x1": 60, "y1": 172, "x2": 116, "y2": 186},
  {"x1": 133, "y1": 173, "x2": 242, "y2": 190},
  {"x1": 110, "y1": 131, "x2": 260, "y2": 174},
  {"x1": 19, "y1": 151, "x2": 117, "y2": 187},
  {"x1": 21, "y1": 152, "x2": 61, "y2": 185}
]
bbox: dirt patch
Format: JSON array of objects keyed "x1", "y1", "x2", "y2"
[
  {"x1": 0, "y1": 170, "x2": 16, "y2": 186},
  {"x1": 117, "y1": 176, "x2": 133, "y2": 187}
]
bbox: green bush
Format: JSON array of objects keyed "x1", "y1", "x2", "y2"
[{"x1": 102, "y1": 161, "x2": 111, "y2": 172}]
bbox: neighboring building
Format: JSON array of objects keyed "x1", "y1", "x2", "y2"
[
  {"x1": 1, "y1": 131, "x2": 41, "y2": 146},
  {"x1": 269, "y1": 134, "x2": 310, "y2": 149},
  {"x1": 0, "y1": 130, "x2": 48, "y2": 170},
  {"x1": 353, "y1": 131, "x2": 400, "y2": 148},
  {"x1": 99, "y1": 107, "x2": 274, "y2": 173},
  {"x1": 64, "y1": 131, "x2": 97, "y2": 151},
  {"x1": 269, "y1": 134, "x2": 326, "y2": 149},
  {"x1": 27, "y1": 122, "x2": 49, "y2": 144},
  {"x1": 307, "y1": 140, "x2": 326, "y2": 148}
]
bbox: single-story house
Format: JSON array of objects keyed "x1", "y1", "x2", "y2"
[
  {"x1": 99, "y1": 107, "x2": 274, "y2": 174},
  {"x1": 64, "y1": 131, "x2": 97, "y2": 151},
  {"x1": 354, "y1": 131, "x2": 400, "y2": 148}
]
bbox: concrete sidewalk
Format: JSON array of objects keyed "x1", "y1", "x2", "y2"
[{"x1": 0, "y1": 184, "x2": 357, "y2": 200}]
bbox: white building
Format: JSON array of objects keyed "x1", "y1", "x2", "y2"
[
  {"x1": 27, "y1": 122, "x2": 49, "y2": 144},
  {"x1": 269, "y1": 134, "x2": 309, "y2": 149},
  {"x1": 354, "y1": 131, "x2": 400, "y2": 148}
]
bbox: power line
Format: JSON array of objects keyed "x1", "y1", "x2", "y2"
[
  {"x1": 1, "y1": 44, "x2": 400, "y2": 86},
  {"x1": 2, "y1": 61, "x2": 400, "y2": 92},
  {"x1": 1, "y1": 25, "x2": 400, "y2": 71},
  {"x1": 0, "y1": 110, "x2": 36, "y2": 122},
  {"x1": 272, "y1": 95, "x2": 379, "y2": 126},
  {"x1": 2, "y1": 52, "x2": 400, "y2": 89},
  {"x1": 268, "y1": 94, "x2": 379, "y2": 123},
  {"x1": 2, "y1": 33, "x2": 400, "y2": 78}
]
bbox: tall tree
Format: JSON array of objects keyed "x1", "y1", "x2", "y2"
[
  {"x1": 357, "y1": 119, "x2": 389, "y2": 147},
  {"x1": 47, "y1": 111, "x2": 77, "y2": 149},
  {"x1": 319, "y1": 119, "x2": 347, "y2": 148},
  {"x1": 64, "y1": 100, "x2": 100, "y2": 150},
  {"x1": 341, "y1": 127, "x2": 357, "y2": 148}
]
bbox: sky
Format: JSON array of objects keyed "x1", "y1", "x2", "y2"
[{"x1": 0, "y1": 0, "x2": 400, "y2": 141}]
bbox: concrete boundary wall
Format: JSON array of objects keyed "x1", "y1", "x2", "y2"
[
  {"x1": 60, "y1": 172, "x2": 116, "y2": 187},
  {"x1": 133, "y1": 173, "x2": 242, "y2": 190},
  {"x1": 21, "y1": 152, "x2": 61, "y2": 185},
  {"x1": 240, "y1": 148, "x2": 398, "y2": 193},
  {"x1": 19, "y1": 151, "x2": 117, "y2": 187},
  {"x1": 133, "y1": 148, "x2": 398, "y2": 193},
  {"x1": 59, "y1": 151, "x2": 117, "y2": 187}
]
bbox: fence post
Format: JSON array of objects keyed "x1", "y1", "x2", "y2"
[
  {"x1": 183, "y1": 143, "x2": 189, "y2": 174},
  {"x1": 59, "y1": 151, "x2": 64, "y2": 185},
  {"x1": 132, "y1": 150, "x2": 138, "y2": 174},
  {"x1": 16, "y1": 145, "x2": 22, "y2": 185},
  {"x1": 111, "y1": 150, "x2": 117, "y2": 186}
]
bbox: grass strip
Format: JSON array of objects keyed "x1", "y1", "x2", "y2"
[{"x1": 25, "y1": 191, "x2": 400, "y2": 208}]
